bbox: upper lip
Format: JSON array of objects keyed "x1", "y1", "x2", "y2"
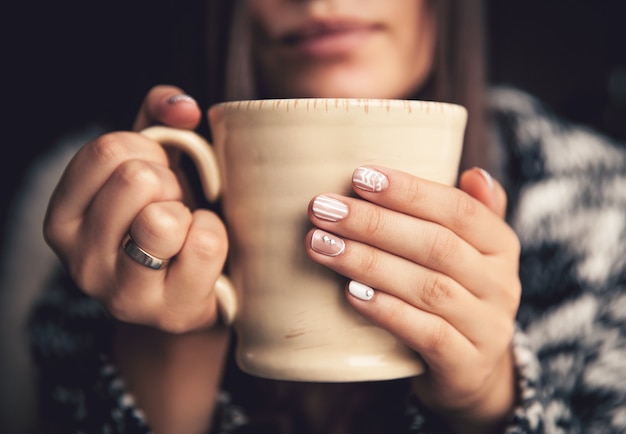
[{"x1": 279, "y1": 20, "x2": 378, "y2": 45}]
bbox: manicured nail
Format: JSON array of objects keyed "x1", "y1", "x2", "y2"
[
  {"x1": 167, "y1": 94, "x2": 197, "y2": 105},
  {"x1": 353, "y1": 167, "x2": 389, "y2": 192},
  {"x1": 474, "y1": 167, "x2": 494, "y2": 190},
  {"x1": 312, "y1": 195, "x2": 348, "y2": 222},
  {"x1": 348, "y1": 281, "x2": 375, "y2": 301},
  {"x1": 311, "y1": 229, "x2": 345, "y2": 256}
]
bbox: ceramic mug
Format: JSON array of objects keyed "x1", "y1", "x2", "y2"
[{"x1": 140, "y1": 98, "x2": 467, "y2": 382}]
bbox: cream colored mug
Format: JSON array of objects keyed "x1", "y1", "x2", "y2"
[{"x1": 141, "y1": 98, "x2": 467, "y2": 382}]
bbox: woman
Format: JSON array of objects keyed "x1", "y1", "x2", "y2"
[{"x1": 32, "y1": 1, "x2": 626, "y2": 433}]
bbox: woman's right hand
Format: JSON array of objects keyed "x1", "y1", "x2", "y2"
[{"x1": 44, "y1": 85, "x2": 229, "y2": 333}]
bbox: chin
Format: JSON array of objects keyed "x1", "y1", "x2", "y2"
[
  {"x1": 286, "y1": 77, "x2": 399, "y2": 99},
  {"x1": 288, "y1": 67, "x2": 421, "y2": 99}
]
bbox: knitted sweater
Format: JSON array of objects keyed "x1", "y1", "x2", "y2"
[{"x1": 26, "y1": 87, "x2": 626, "y2": 433}]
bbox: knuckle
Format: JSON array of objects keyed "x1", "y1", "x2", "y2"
[
  {"x1": 355, "y1": 249, "x2": 381, "y2": 276},
  {"x1": 43, "y1": 210, "x2": 80, "y2": 253},
  {"x1": 384, "y1": 301, "x2": 410, "y2": 330},
  {"x1": 503, "y1": 277, "x2": 522, "y2": 314},
  {"x1": 42, "y1": 220, "x2": 58, "y2": 246},
  {"x1": 420, "y1": 274, "x2": 453, "y2": 309},
  {"x1": 423, "y1": 321, "x2": 450, "y2": 355},
  {"x1": 88, "y1": 132, "x2": 134, "y2": 166},
  {"x1": 426, "y1": 227, "x2": 457, "y2": 268},
  {"x1": 43, "y1": 218, "x2": 69, "y2": 251},
  {"x1": 452, "y1": 193, "x2": 479, "y2": 230},
  {"x1": 486, "y1": 318, "x2": 516, "y2": 360},
  {"x1": 114, "y1": 160, "x2": 163, "y2": 198},
  {"x1": 187, "y1": 228, "x2": 228, "y2": 263},
  {"x1": 117, "y1": 159, "x2": 159, "y2": 185},
  {"x1": 404, "y1": 176, "x2": 424, "y2": 203},
  {"x1": 361, "y1": 208, "x2": 386, "y2": 237},
  {"x1": 140, "y1": 203, "x2": 190, "y2": 241},
  {"x1": 68, "y1": 255, "x2": 100, "y2": 295}
]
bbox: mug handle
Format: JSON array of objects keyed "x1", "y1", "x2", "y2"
[{"x1": 140, "y1": 126, "x2": 238, "y2": 325}]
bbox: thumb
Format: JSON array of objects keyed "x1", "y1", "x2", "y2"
[
  {"x1": 459, "y1": 167, "x2": 507, "y2": 219},
  {"x1": 132, "y1": 85, "x2": 202, "y2": 131}
]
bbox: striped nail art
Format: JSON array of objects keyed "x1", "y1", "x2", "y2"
[{"x1": 312, "y1": 195, "x2": 348, "y2": 222}]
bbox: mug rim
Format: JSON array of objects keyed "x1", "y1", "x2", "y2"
[{"x1": 210, "y1": 97, "x2": 467, "y2": 116}]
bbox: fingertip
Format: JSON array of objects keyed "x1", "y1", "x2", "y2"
[
  {"x1": 347, "y1": 280, "x2": 375, "y2": 301},
  {"x1": 157, "y1": 91, "x2": 202, "y2": 129},
  {"x1": 460, "y1": 167, "x2": 507, "y2": 218},
  {"x1": 166, "y1": 94, "x2": 197, "y2": 105},
  {"x1": 474, "y1": 167, "x2": 494, "y2": 190},
  {"x1": 352, "y1": 166, "x2": 390, "y2": 193},
  {"x1": 135, "y1": 85, "x2": 202, "y2": 130},
  {"x1": 459, "y1": 167, "x2": 492, "y2": 190},
  {"x1": 477, "y1": 167, "x2": 508, "y2": 217}
]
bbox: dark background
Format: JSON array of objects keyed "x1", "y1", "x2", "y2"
[
  {"x1": 0, "y1": 1, "x2": 625, "y2": 432},
  {"x1": 3, "y1": 0, "x2": 626, "y2": 246}
]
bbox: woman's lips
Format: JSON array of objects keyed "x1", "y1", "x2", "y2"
[{"x1": 279, "y1": 21, "x2": 380, "y2": 57}]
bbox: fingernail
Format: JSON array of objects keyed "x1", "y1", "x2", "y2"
[
  {"x1": 312, "y1": 195, "x2": 349, "y2": 222},
  {"x1": 311, "y1": 229, "x2": 345, "y2": 256},
  {"x1": 348, "y1": 281, "x2": 375, "y2": 301},
  {"x1": 474, "y1": 167, "x2": 494, "y2": 190},
  {"x1": 353, "y1": 167, "x2": 389, "y2": 192},
  {"x1": 167, "y1": 94, "x2": 197, "y2": 105}
]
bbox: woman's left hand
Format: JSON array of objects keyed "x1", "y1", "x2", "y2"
[{"x1": 306, "y1": 166, "x2": 520, "y2": 433}]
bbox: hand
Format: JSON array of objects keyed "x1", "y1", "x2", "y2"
[
  {"x1": 306, "y1": 166, "x2": 520, "y2": 433},
  {"x1": 44, "y1": 85, "x2": 229, "y2": 333}
]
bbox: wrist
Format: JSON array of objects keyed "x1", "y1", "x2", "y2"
[
  {"x1": 412, "y1": 349, "x2": 516, "y2": 434},
  {"x1": 113, "y1": 322, "x2": 231, "y2": 433}
]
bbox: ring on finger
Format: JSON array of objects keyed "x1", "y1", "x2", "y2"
[{"x1": 122, "y1": 234, "x2": 170, "y2": 270}]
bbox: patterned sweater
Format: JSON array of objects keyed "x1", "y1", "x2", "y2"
[{"x1": 27, "y1": 87, "x2": 626, "y2": 433}]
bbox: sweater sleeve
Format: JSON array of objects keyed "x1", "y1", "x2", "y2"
[
  {"x1": 29, "y1": 270, "x2": 251, "y2": 434},
  {"x1": 488, "y1": 86, "x2": 626, "y2": 434},
  {"x1": 504, "y1": 327, "x2": 544, "y2": 433},
  {"x1": 28, "y1": 270, "x2": 152, "y2": 434}
]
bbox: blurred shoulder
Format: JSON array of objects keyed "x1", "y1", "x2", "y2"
[
  {"x1": 488, "y1": 86, "x2": 626, "y2": 308},
  {"x1": 487, "y1": 85, "x2": 626, "y2": 182}
]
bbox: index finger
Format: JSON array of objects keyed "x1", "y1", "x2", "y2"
[
  {"x1": 351, "y1": 166, "x2": 519, "y2": 256},
  {"x1": 46, "y1": 132, "x2": 174, "y2": 226}
]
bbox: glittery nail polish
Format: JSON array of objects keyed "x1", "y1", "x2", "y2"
[
  {"x1": 312, "y1": 195, "x2": 348, "y2": 222},
  {"x1": 311, "y1": 229, "x2": 345, "y2": 256},
  {"x1": 352, "y1": 167, "x2": 389, "y2": 192}
]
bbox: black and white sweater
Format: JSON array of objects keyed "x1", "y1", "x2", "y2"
[
  {"x1": 494, "y1": 87, "x2": 626, "y2": 434},
  {"x1": 25, "y1": 87, "x2": 626, "y2": 433}
]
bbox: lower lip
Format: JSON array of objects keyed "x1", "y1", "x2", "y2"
[{"x1": 287, "y1": 27, "x2": 378, "y2": 57}]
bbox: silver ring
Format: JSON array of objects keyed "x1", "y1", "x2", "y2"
[{"x1": 122, "y1": 235, "x2": 170, "y2": 270}]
